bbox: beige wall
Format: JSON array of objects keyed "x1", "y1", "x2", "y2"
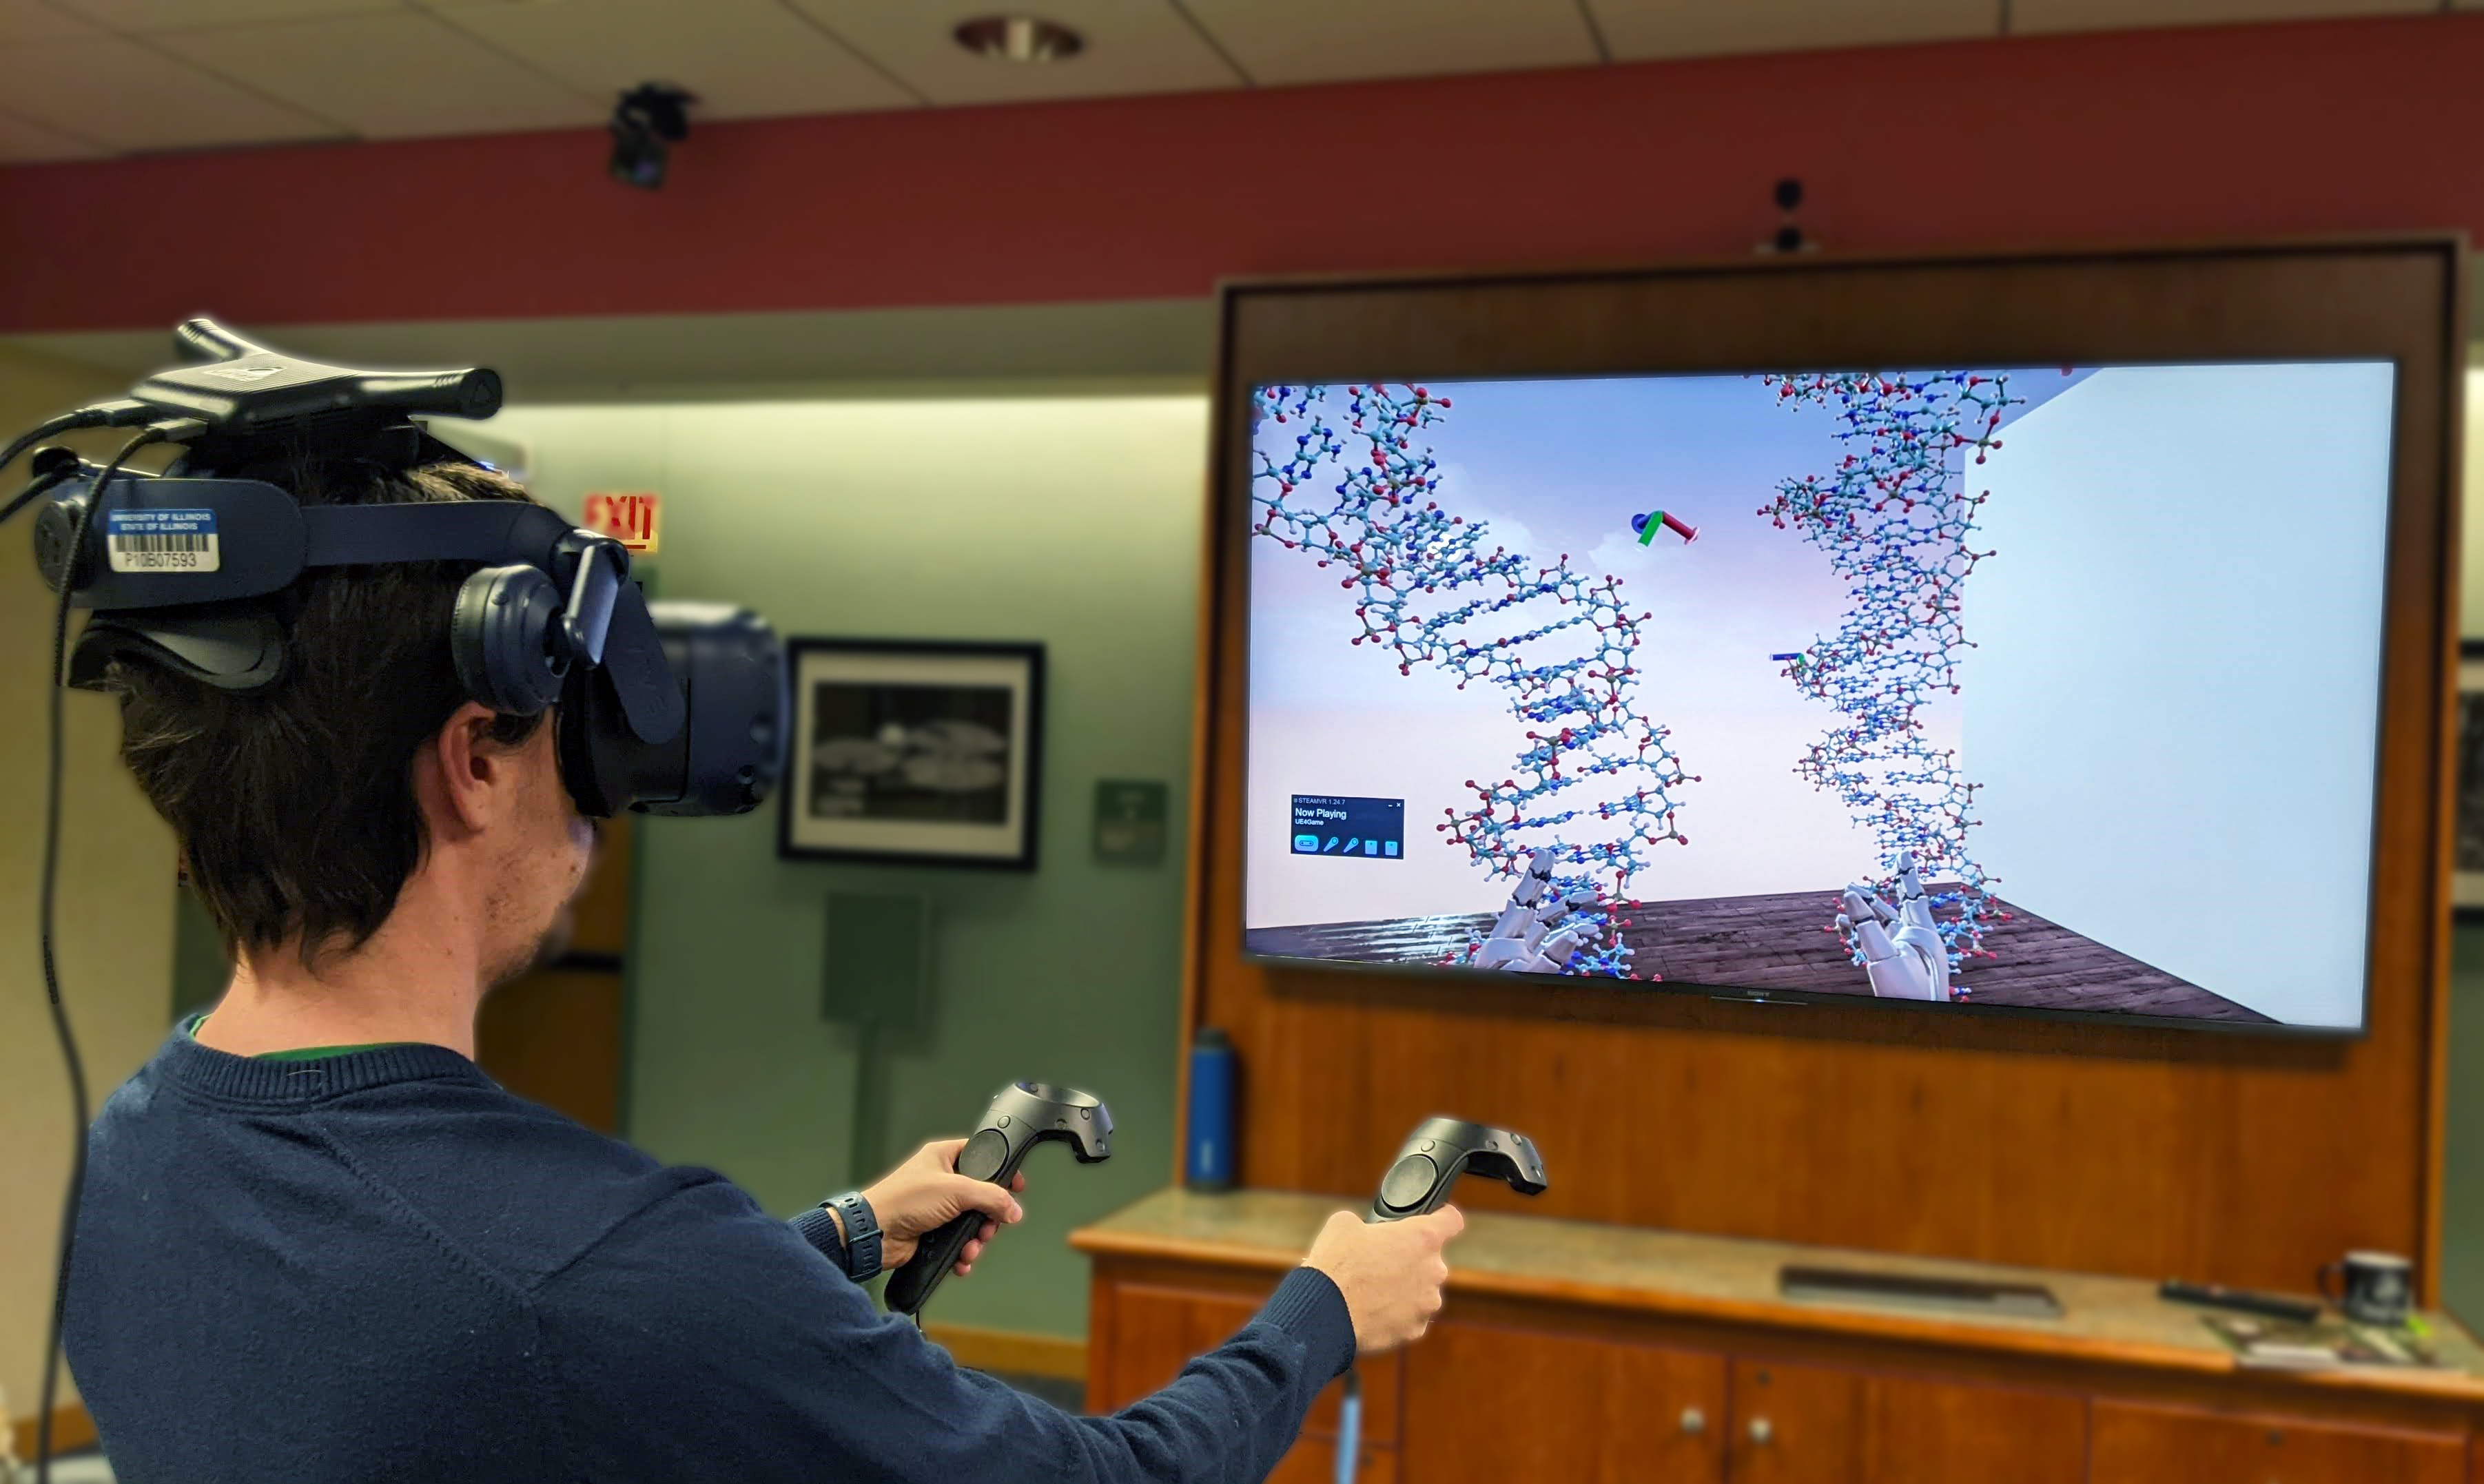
[{"x1": 0, "y1": 346, "x2": 179, "y2": 1424}]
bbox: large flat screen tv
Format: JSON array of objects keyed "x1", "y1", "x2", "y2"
[{"x1": 1217, "y1": 246, "x2": 2459, "y2": 1037}]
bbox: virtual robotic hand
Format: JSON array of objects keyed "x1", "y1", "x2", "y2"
[
  {"x1": 1472, "y1": 847, "x2": 1608, "y2": 973},
  {"x1": 1836, "y1": 853, "x2": 1954, "y2": 1002},
  {"x1": 883, "y1": 1082, "x2": 1113, "y2": 1317},
  {"x1": 1370, "y1": 1117, "x2": 1548, "y2": 1222}
]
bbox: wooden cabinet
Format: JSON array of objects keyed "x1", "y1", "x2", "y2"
[
  {"x1": 1267, "y1": 1439, "x2": 1397, "y2": 1484},
  {"x1": 1076, "y1": 1193, "x2": 2484, "y2": 1484},
  {"x1": 1400, "y1": 1319, "x2": 1725, "y2": 1483},
  {"x1": 1088, "y1": 1284, "x2": 1261, "y2": 1416},
  {"x1": 1087, "y1": 1278, "x2": 1402, "y2": 1477},
  {"x1": 2090, "y1": 1399, "x2": 2465, "y2": 1483},
  {"x1": 1725, "y1": 1359, "x2": 2083, "y2": 1484}
]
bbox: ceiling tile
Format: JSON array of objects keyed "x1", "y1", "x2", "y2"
[
  {"x1": 152, "y1": 10, "x2": 606, "y2": 137},
  {"x1": 0, "y1": 1, "x2": 109, "y2": 43},
  {"x1": 791, "y1": 0, "x2": 1240, "y2": 105},
  {"x1": 0, "y1": 34, "x2": 343, "y2": 149},
  {"x1": 1588, "y1": 0, "x2": 1999, "y2": 61},
  {"x1": 49, "y1": 0, "x2": 398, "y2": 33},
  {"x1": 2009, "y1": 0, "x2": 2427, "y2": 33},
  {"x1": 1182, "y1": 0, "x2": 1599, "y2": 85},
  {"x1": 0, "y1": 105, "x2": 107, "y2": 158},
  {"x1": 430, "y1": 0, "x2": 916, "y2": 120}
]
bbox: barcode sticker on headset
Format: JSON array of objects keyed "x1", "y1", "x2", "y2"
[{"x1": 105, "y1": 508, "x2": 220, "y2": 573}]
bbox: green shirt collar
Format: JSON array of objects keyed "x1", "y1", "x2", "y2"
[{"x1": 184, "y1": 1013, "x2": 423, "y2": 1062}]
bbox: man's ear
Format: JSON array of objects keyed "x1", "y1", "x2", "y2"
[{"x1": 423, "y1": 702, "x2": 522, "y2": 838}]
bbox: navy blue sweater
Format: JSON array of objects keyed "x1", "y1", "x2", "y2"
[{"x1": 65, "y1": 1029, "x2": 1355, "y2": 1483}]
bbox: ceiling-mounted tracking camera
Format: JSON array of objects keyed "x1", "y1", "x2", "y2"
[
  {"x1": 1764, "y1": 176, "x2": 1814, "y2": 255},
  {"x1": 21, "y1": 317, "x2": 785, "y2": 818},
  {"x1": 610, "y1": 82, "x2": 695, "y2": 190}
]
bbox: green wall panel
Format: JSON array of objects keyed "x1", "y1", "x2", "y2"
[{"x1": 2445, "y1": 927, "x2": 2484, "y2": 1326}]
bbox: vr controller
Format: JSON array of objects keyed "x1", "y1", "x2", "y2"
[
  {"x1": 19, "y1": 319, "x2": 784, "y2": 819},
  {"x1": 1369, "y1": 1117, "x2": 1548, "y2": 1222},
  {"x1": 1338, "y1": 1117, "x2": 1545, "y2": 1484},
  {"x1": 885, "y1": 1082, "x2": 1113, "y2": 1317}
]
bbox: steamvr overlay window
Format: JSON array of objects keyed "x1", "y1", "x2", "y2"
[
  {"x1": 1243, "y1": 364, "x2": 2394, "y2": 1030},
  {"x1": 1292, "y1": 796, "x2": 1404, "y2": 859}
]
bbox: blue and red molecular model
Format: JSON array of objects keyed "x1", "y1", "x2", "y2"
[
  {"x1": 1251, "y1": 383, "x2": 1694, "y2": 978},
  {"x1": 1760, "y1": 371, "x2": 2022, "y2": 994}
]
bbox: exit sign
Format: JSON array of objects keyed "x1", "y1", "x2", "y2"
[{"x1": 583, "y1": 491, "x2": 661, "y2": 555}]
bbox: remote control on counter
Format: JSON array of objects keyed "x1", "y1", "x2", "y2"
[{"x1": 2159, "y1": 1279, "x2": 2321, "y2": 1325}]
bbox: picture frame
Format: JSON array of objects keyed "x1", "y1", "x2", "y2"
[
  {"x1": 778, "y1": 639, "x2": 1044, "y2": 870},
  {"x1": 2457, "y1": 639, "x2": 2484, "y2": 920}
]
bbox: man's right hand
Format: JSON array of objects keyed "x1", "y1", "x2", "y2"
[{"x1": 1302, "y1": 1206, "x2": 1464, "y2": 1354}]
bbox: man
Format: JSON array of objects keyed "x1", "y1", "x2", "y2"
[{"x1": 63, "y1": 457, "x2": 1463, "y2": 1482}]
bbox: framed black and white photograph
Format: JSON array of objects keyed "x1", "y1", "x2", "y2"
[
  {"x1": 779, "y1": 639, "x2": 1044, "y2": 869},
  {"x1": 2459, "y1": 640, "x2": 2484, "y2": 919}
]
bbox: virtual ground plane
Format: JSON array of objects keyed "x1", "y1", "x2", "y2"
[{"x1": 1244, "y1": 888, "x2": 2269, "y2": 1023}]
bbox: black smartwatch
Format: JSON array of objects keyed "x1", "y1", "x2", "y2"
[{"x1": 799, "y1": 1191, "x2": 883, "y2": 1284}]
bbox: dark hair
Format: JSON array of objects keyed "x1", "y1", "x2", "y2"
[{"x1": 107, "y1": 457, "x2": 546, "y2": 962}]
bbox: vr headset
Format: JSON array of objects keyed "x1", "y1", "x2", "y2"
[{"x1": 19, "y1": 318, "x2": 784, "y2": 818}]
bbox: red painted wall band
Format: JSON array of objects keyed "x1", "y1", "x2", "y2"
[{"x1": 2, "y1": 14, "x2": 2478, "y2": 333}]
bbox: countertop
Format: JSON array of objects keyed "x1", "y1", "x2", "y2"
[{"x1": 1071, "y1": 1186, "x2": 2484, "y2": 1401}]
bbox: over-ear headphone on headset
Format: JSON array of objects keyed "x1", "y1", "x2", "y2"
[{"x1": 453, "y1": 564, "x2": 572, "y2": 717}]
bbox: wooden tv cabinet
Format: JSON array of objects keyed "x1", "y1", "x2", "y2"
[{"x1": 1073, "y1": 1188, "x2": 2484, "y2": 1483}]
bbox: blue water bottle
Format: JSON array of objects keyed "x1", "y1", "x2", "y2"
[{"x1": 1186, "y1": 1026, "x2": 1238, "y2": 1191}]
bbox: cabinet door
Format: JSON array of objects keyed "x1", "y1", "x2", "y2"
[
  {"x1": 1726, "y1": 1359, "x2": 2084, "y2": 1484},
  {"x1": 1399, "y1": 1319, "x2": 1726, "y2": 1483},
  {"x1": 2089, "y1": 1399, "x2": 2465, "y2": 1483},
  {"x1": 1089, "y1": 1280, "x2": 1399, "y2": 1458},
  {"x1": 1091, "y1": 1284, "x2": 1262, "y2": 1415},
  {"x1": 1269, "y1": 1437, "x2": 1397, "y2": 1484}
]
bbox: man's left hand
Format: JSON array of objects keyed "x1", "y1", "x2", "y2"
[{"x1": 863, "y1": 1140, "x2": 1027, "y2": 1275}]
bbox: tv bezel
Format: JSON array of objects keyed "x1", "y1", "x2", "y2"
[{"x1": 1202, "y1": 240, "x2": 2463, "y2": 1041}]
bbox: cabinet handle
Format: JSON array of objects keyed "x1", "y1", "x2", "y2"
[
  {"x1": 1679, "y1": 1406, "x2": 1705, "y2": 1435},
  {"x1": 1748, "y1": 1417, "x2": 1773, "y2": 1445}
]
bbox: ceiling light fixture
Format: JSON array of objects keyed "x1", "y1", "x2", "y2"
[
  {"x1": 609, "y1": 83, "x2": 694, "y2": 192},
  {"x1": 954, "y1": 15, "x2": 1084, "y2": 63}
]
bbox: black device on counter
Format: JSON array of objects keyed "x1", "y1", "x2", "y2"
[
  {"x1": 1369, "y1": 1117, "x2": 1548, "y2": 1222},
  {"x1": 2159, "y1": 1279, "x2": 2322, "y2": 1325},
  {"x1": 884, "y1": 1082, "x2": 1114, "y2": 1316}
]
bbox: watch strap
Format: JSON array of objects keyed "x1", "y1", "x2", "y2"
[{"x1": 825, "y1": 1190, "x2": 883, "y2": 1284}]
